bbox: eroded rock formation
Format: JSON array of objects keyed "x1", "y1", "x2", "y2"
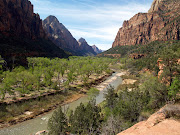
[{"x1": 112, "y1": 0, "x2": 180, "y2": 47}]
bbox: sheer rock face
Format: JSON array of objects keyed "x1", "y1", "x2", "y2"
[
  {"x1": 43, "y1": 15, "x2": 80, "y2": 51},
  {"x1": 112, "y1": 0, "x2": 180, "y2": 47},
  {"x1": 0, "y1": 0, "x2": 46, "y2": 39}
]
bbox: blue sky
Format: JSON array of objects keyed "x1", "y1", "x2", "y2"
[{"x1": 30, "y1": 0, "x2": 153, "y2": 50}]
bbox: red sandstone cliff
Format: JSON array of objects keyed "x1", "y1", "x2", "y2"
[
  {"x1": 112, "y1": 0, "x2": 180, "y2": 47},
  {"x1": 0, "y1": 0, "x2": 46, "y2": 39}
]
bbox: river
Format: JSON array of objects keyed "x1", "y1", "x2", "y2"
[{"x1": 0, "y1": 72, "x2": 123, "y2": 135}]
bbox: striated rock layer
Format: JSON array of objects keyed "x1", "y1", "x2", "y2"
[{"x1": 112, "y1": 0, "x2": 180, "y2": 47}]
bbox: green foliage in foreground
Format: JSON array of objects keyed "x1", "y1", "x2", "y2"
[
  {"x1": 168, "y1": 77, "x2": 180, "y2": 101},
  {"x1": 48, "y1": 100, "x2": 101, "y2": 135},
  {"x1": 48, "y1": 107, "x2": 68, "y2": 135},
  {"x1": 47, "y1": 41, "x2": 180, "y2": 135},
  {"x1": 48, "y1": 73, "x2": 170, "y2": 135}
]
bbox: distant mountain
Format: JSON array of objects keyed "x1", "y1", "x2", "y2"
[
  {"x1": 43, "y1": 16, "x2": 80, "y2": 55},
  {"x1": 92, "y1": 45, "x2": 103, "y2": 54},
  {"x1": 112, "y1": 0, "x2": 180, "y2": 47},
  {"x1": 0, "y1": 0, "x2": 68, "y2": 66},
  {"x1": 78, "y1": 38, "x2": 97, "y2": 56},
  {"x1": 43, "y1": 16, "x2": 97, "y2": 56}
]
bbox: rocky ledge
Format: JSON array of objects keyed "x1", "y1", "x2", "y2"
[{"x1": 117, "y1": 104, "x2": 180, "y2": 135}]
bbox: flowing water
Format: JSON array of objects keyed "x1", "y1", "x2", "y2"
[{"x1": 0, "y1": 72, "x2": 122, "y2": 135}]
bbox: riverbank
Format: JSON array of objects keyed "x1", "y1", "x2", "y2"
[{"x1": 0, "y1": 72, "x2": 113, "y2": 129}]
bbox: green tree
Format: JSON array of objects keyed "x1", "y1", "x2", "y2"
[
  {"x1": 16, "y1": 71, "x2": 34, "y2": 94},
  {"x1": 43, "y1": 67, "x2": 54, "y2": 87},
  {"x1": 168, "y1": 77, "x2": 180, "y2": 101},
  {"x1": 48, "y1": 107, "x2": 68, "y2": 135},
  {"x1": 139, "y1": 73, "x2": 167, "y2": 109},
  {"x1": 70, "y1": 103, "x2": 86, "y2": 134},
  {"x1": 87, "y1": 88, "x2": 100, "y2": 100},
  {"x1": 0, "y1": 55, "x2": 4, "y2": 70},
  {"x1": 33, "y1": 67, "x2": 43, "y2": 91},
  {"x1": 0, "y1": 71, "x2": 16, "y2": 99},
  {"x1": 104, "y1": 85, "x2": 117, "y2": 109}
]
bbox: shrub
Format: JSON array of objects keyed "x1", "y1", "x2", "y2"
[{"x1": 162, "y1": 104, "x2": 180, "y2": 119}]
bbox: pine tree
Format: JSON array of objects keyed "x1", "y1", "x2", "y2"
[{"x1": 48, "y1": 107, "x2": 68, "y2": 135}]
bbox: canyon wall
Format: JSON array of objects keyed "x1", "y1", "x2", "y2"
[
  {"x1": 112, "y1": 0, "x2": 180, "y2": 47},
  {"x1": 0, "y1": 0, "x2": 46, "y2": 39}
]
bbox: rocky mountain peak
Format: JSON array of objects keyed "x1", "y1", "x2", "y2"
[
  {"x1": 78, "y1": 38, "x2": 87, "y2": 43},
  {"x1": 43, "y1": 15, "x2": 80, "y2": 52},
  {"x1": 148, "y1": 0, "x2": 163, "y2": 13},
  {"x1": 92, "y1": 45, "x2": 103, "y2": 54},
  {"x1": 43, "y1": 17, "x2": 96, "y2": 56},
  {"x1": 43, "y1": 15, "x2": 59, "y2": 24}
]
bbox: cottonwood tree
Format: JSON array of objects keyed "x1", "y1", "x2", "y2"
[
  {"x1": 0, "y1": 71, "x2": 16, "y2": 99},
  {"x1": 16, "y1": 71, "x2": 34, "y2": 94}
]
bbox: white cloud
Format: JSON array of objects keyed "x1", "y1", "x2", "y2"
[{"x1": 30, "y1": 0, "x2": 152, "y2": 50}]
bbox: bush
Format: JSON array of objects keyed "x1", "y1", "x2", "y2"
[
  {"x1": 162, "y1": 104, "x2": 180, "y2": 119},
  {"x1": 168, "y1": 77, "x2": 180, "y2": 101},
  {"x1": 139, "y1": 73, "x2": 168, "y2": 109}
]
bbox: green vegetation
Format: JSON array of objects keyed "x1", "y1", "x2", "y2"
[
  {"x1": 102, "y1": 40, "x2": 180, "y2": 72},
  {"x1": 47, "y1": 40, "x2": 180, "y2": 135},
  {"x1": 87, "y1": 88, "x2": 100, "y2": 100},
  {"x1": 0, "y1": 56, "x2": 115, "y2": 123},
  {"x1": 48, "y1": 107, "x2": 68, "y2": 135},
  {"x1": 0, "y1": 56, "x2": 114, "y2": 100},
  {"x1": 48, "y1": 100, "x2": 101, "y2": 135}
]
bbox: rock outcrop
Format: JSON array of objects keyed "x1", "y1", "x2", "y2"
[
  {"x1": 78, "y1": 38, "x2": 97, "y2": 56},
  {"x1": 112, "y1": 0, "x2": 180, "y2": 47},
  {"x1": 92, "y1": 45, "x2": 103, "y2": 54},
  {"x1": 117, "y1": 104, "x2": 180, "y2": 135},
  {"x1": 0, "y1": 0, "x2": 68, "y2": 66}
]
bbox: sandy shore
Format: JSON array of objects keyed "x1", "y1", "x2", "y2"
[{"x1": 96, "y1": 71, "x2": 126, "y2": 91}]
